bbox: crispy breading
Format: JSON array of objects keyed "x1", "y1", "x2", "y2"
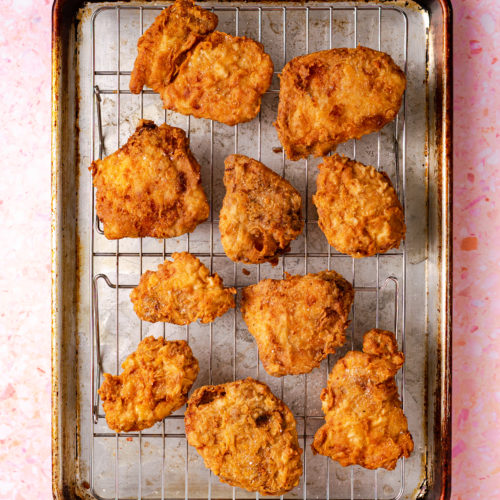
[
  {"x1": 130, "y1": 252, "x2": 236, "y2": 325},
  {"x1": 129, "y1": 0, "x2": 218, "y2": 94},
  {"x1": 160, "y1": 31, "x2": 274, "y2": 126},
  {"x1": 274, "y1": 46, "x2": 406, "y2": 160},
  {"x1": 311, "y1": 329, "x2": 414, "y2": 470},
  {"x1": 185, "y1": 378, "x2": 303, "y2": 495},
  {"x1": 219, "y1": 154, "x2": 303, "y2": 265},
  {"x1": 98, "y1": 337, "x2": 199, "y2": 432},
  {"x1": 313, "y1": 155, "x2": 405, "y2": 257},
  {"x1": 90, "y1": 120, "x2": 209, "y2": 240},
  {"x1": 241, "y1": 271, "x2": 354, "y2": 376}
]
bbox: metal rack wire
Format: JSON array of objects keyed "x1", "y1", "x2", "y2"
[{"x1": 89, "y1": 4, "x2": 408, "y2": 499}]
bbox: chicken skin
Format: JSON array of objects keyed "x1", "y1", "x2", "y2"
[
  {"x1": 130, "y1": 252, "x2": 236, "y2": 325},
  {"x1": 241, "y1": 271, "x2": 354, "y2": 376},
  {"x1": 185, "y1": 378, "x2": 303, "y2": 495},
  {"x1": 313, "y1": 154, "x2": 405, "y2": 257},
  {"x1": 160, "y1": 31, "x2": 273, "y2": 125},
  {"x1": 98, "y1": 337, "x2": 199, "y2": 432},
  {"x1": 90, "y1": 120, "x2": 209, "y2": 239},
  {"x1": 129, "y1": 0, "x2": 218, "y2": 94},
  {"x1": 274, "y1": 46, "x2": 406, "y2": 160},
  {"x1": 219, "y1": 154, "x2": 303, "y2": 265},
  {"x1": 311, "y1": 329, "x2": 414, "y2": 470}
]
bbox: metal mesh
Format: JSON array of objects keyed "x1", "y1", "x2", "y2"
[{"x1": 89, "y1": 4, "x2": 408, "y2": 499}]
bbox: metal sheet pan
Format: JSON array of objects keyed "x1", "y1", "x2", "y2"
[{"x1": 51, "y1": 1, "x2": 452, "y2": 498}]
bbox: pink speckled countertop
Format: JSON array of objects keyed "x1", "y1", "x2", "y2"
[
  {"x1": 452, "y1": 1, "x2": 500, "y2": 498},
  {"x1": 0, "y1": 0, "x2": 498, "y2": 498}
]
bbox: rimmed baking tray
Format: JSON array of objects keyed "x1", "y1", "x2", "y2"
[{"x1": 51, "y1": 0, "x2": 452, "y2": 498}]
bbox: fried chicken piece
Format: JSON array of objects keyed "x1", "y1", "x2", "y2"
[
  {"x1": 98, "y1": 337, "x2": 199, "y2": 432},
  {"x1": 311, "y1": 329, "x2": 414, "y2": 470},
  {"x1": 274, "y1": 46, "x2": 406, "y2": 160},
  {"x1": 219, "y1": 155, "x2": 303, "y2": 265},
  {"x1": 130, "y1": 252, "x2": 236, "y2": 325},
  {"x1": 160, "y1": 31, "x2": 274, "y2": 126},
  {"x1": 313, "y1": 155, "x2": 405, "y2": 257},
  {"x1": 129, "y1": 0, "x2": 218, "y2": 94},
  {"x1": 90, "y1": 120, "x2": 209, "y2": 239},
  {"x1": 241, "y1": 271, "x2": 354, "y2": 376},
  {"x1": 185, "y1": 378, "x2": 303, "y2": 495}
]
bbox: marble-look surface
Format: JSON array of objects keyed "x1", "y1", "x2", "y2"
[
  {"x1": 452, "y1": 1, "x2": 500, "y2": 498},
  {"x1": 0, "y1": 0, "x2": 498, "y2": 498},
  {"x1": 0, "y1": 1, "x2": 52, "y2": 499}
]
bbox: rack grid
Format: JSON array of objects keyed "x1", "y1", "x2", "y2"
[{"x1": 89, "y1": 4, "x2": 409, "y2": 499}]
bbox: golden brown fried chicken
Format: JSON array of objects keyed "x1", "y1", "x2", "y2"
[
  {"x1": 311, "y1": 329, "x2": 414, "y2": 470},
  {"x1": 185, "y1": 378, "x2": 303, "y2": 495},
  {"x1": 129, "y1": 0, "x2": 218, "y2": 94},
  {"x1": 160, "y1": 31, "x2": 274, "y2": 125},
  {"x1": 98, "y1": 337, "x2": 199, "y2": 432},
  {"x1": 219, "y1": 155, "x2": 303, "y2": 265},
  {"x1": 90, "y1": 120, "x2": 209, "y2": 239},
  {"x1": 130, "y1": 252, "x2": 236, "y2": 325},
  {"x1": 241, "y1": 271, "x2": 354, "y2": 377},
  {"x1": 313, "y1": 155, "x2": 405, "y2": 257},
  {"x1": 274, "y1": 46, "x2": 406, "y2": 160}
]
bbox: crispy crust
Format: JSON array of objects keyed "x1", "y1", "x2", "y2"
[
  {"x1": 90, "y1": 120, "x2": 209, "y2": 239},
  {"x1": 185, "y1": 378, "x2": 303, "y2": 495},
  {"x1": 129, "y1": 0, "x2": 218, "y2": 94},
  {"x1": 130, "y1": 252, "x2": 236, "y2": 325},
  {"x1": 160, "y1": 31, "x2": 273, "y2": 126},
  {"x1": 98, "y1": 337, "x2": 199, "y2": 432},
  {"x1": 313, "y1": 155, "x2": 405, "y2": 257},
  {"x1": 219, "y1": 154, "x2": 303, "y2": 265},
  {"x1": 274, "y1": 46, "x2": 406, "y2": 160},
  {"x1": 241, "y1": 271, "x2": 354, "y2": 376},
  {"x1": 311, "y1": 329, "x2": 414, "y2": 470}
]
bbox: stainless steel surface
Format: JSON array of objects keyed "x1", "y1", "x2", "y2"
[{"x1": 51, "y1": 0, "x2": 452, "y2": 498}]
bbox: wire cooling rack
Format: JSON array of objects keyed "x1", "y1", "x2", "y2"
[{"x1": 88, "y1": 3, "x2": 409, "y2": 499}]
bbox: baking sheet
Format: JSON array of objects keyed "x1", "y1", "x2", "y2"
[{"x1": 51, "y1": 1, "x2": 452, "y2": 498}]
